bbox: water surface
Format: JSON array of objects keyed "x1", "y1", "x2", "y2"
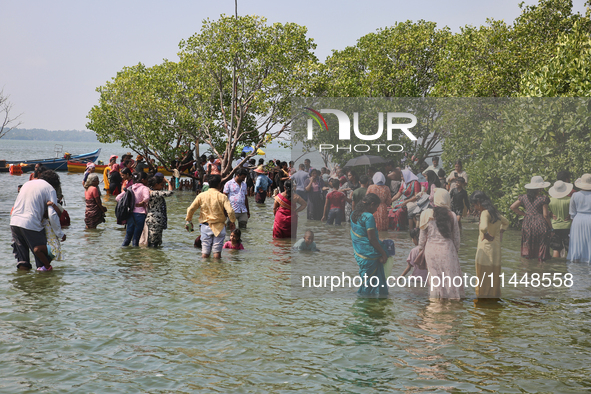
[{"x1": 1, "y1": 141, "x2": 590, "y2": 392}]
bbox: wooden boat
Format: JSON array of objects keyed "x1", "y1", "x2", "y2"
[
  {"x1": 6, "y1": 148, "x2": 101, "y2": 171},
  {"x1": 67, "y1": 161, "x2": 108, "y2": 173},
  {"x1": 67, "y1": 161, "x2": 174, "y2": 176}
]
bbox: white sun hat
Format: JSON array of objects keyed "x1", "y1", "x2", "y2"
[
  {"x1": 575, "y1": 173, "x2": 591, "y2": 191},
  {"x1": 548, "y1": 180, "x2": 573, "y2": 199},
  {"x1": 524, "y1": 176, "x2": 551, "y2": 190}
]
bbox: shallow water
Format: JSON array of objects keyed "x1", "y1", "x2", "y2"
[{"x1": 1, "y1": 142, "x2": 591, "y2": 392}]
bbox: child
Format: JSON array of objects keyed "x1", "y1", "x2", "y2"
[
  {"x1": 322, "y1": 178, "x2": 346, "y2": 225},
  {"x1": 400, "y1": 228, "x2": 428, "y2": 281},
  {"x1": 450, "y1": 177, "x2": 470, "y2": 230},
  {"x1": 223, "y1": 229, "x2": 244, "y2": 250},
  {"x1": 293, "y1": 230, "x2": 320, "y2": 251},
  {"x1": 201, "y1": 175, "x2": 210, "y2": 193}
]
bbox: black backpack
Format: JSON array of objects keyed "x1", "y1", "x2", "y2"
[{"x1": 115, "y1": 188, "x2": 135, "y2": 224}]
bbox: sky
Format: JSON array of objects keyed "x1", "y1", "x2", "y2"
[{"x1": 0, "y1": 0, "x2": 587, "y2": 131}]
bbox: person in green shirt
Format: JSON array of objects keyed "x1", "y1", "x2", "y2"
[
  {"x1": 352, "y1": 175, "x2": 369, "y2": 211},
  {"x1": 548, "y1": 180, "x2": 573, "y2": 258}
]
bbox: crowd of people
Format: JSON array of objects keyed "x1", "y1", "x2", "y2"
[
  {"x1": 276, "y1": 155, "x2": 590, "y2": 298},
  {"x1": 9, "y1": 152, "x2": 591, "y2": 301}
]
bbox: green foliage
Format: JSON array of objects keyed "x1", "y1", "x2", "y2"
[
  {"x1": 88, "y1": 15, "x2": 318, "y2": 178},
  {"x1": 435, "y1": 0, "x2": 585, "y2": 97},
  {"x1": 463, "y1": 99, "x2": 591, "y2": 226},
  {"x1": 323, "y1": 20, "x2": 450, "y2": 98},
  {"x1": 437, "y1": 0, "x2": 591, "y2": 227},
  {"x1": 87, "y1": 62, "x2": 197, "y2": 170},
  {"x1": 433, "y1": 20, "x2": 516, "y2": 97},
  {"x1": 313, "y1": 21, "x2": 450, "y2": 165},
  {"x1": 177, "y1": 15, "x2": 318, "y2": 178},
  {"x1": 520, "y1": 20, "x2": 591, "y2": 96}
]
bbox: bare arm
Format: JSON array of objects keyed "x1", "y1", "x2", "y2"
[
  {"x1": 294, "y1": 193, "x2": 307, "y2": 213},
  {"x1": 543, "y1": 204, "x2": 552, "y2": 228},
  {"x1": 401, "y1": 264, "x2": 412, "y2": 277},
  {"x1": 510, "y1": 200, "x2": 525, "y2": 216},
  {"x1": 185, "y1": 195, "x2": 201, "y2": 222},
  {"x1": 47, "y1": 201, "x2": 63, "y2": 215},
  {"x1": 321, "y1": 195, "x2": 330, "y2": 221}
]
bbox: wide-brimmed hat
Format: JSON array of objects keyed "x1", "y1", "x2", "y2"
[
  {"x1": 575, "y1": 173, "x2": 591, "y2": 190},
  {"x1": 549, "y1": 180, "x2": 573, "y2": 198},
  {"x1": 254, "y1": 165, "x2": 266, "y2": 174},
  {"x1": 136, "y1": 155, "x2": 144, "y2": 161},
  {"x1": 525, "y1": 176, "x2": 550, "y2": 189}
]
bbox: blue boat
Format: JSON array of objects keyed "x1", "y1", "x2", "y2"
[{"x1": 6, "y1": 148, "x2": 101, "y2": 171}]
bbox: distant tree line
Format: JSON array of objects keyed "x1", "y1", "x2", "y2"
[{"x1": 2, "y1": 128, "x2": 99, "y2": 142}]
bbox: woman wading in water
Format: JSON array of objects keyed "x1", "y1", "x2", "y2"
[{"x1": 350, "y1": 193, "x2": 389, "y2": 297}]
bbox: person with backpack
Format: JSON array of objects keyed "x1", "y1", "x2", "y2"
[{"x1": 116, "y1": 172, "x2": 150, "y2": 246}]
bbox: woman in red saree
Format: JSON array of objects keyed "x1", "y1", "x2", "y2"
[
  {"x1": 273, "y1": 180, "x2": 307, "y2": 239},
  {"x1": 388, "y1": 168, "x2": 422, "y2": 231}
]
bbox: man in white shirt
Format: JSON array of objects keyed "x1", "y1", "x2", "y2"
[
  {"x1": 223, "y1": 168, "x2": 250, "y2": 229},
  {"x1": 423, "y1": 156, "x2": 442, "y2": 175},
  {"x1": 10, "y1": 171, "x2": 66, "y2": 271}
]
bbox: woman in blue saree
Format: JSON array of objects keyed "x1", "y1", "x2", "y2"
[{"x1": 350, "y1": 193, "x2": 389, "y2": 297}]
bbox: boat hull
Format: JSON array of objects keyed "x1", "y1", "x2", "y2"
[{"x1": 6, "y1": 149, "x2": 101, "y2": 171}]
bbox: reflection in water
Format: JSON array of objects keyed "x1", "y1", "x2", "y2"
[
  {"x1": 347, "y1": 298, "x2": 392, "y2": 344},
  {"x1": 10, "y1": 271, "x2": 66, "y2": 310},
  {"x1": 8, "y1": 271, "x2": 68, "y2": 342}
]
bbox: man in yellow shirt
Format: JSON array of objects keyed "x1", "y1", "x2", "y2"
[{"x1": 185, "y1": 175, "x2": 236, "y2": 258}]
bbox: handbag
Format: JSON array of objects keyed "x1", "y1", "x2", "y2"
[{"x1": 59, "y1": 209, "x2": 71, "y2": 227}]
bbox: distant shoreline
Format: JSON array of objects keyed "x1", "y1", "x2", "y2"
[{"x1": 2, "y1": 128, "x2": 98, "y2": 142}]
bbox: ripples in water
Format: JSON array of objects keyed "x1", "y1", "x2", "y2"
[{"x1": 0, "y1": 169, "x2": 590, "y2": 392}]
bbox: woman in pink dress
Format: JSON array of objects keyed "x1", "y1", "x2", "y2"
[
  {"x1": 418, "y1": 188, "x2": 464, "y2": 299},
  {"x1": 366, "y1": 172, "x2": 392, "y2": 231}
]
